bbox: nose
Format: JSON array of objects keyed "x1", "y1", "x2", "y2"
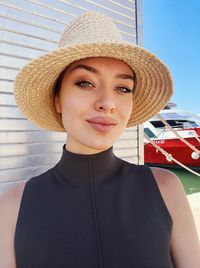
[{"x1": 94, "y1": 89, "x2": 116, "y2": 113}]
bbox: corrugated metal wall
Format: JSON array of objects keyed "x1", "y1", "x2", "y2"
[{"x1": 0, "y1": 0, "x2": 143, "y2": 194}]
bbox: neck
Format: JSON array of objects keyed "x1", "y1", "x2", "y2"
[
  {"x1": 65, "y1": 143, "x2": 112, "y2": 156},
  {"x1": 54, "y1": 144, "x2": 121, "y2": 186}
]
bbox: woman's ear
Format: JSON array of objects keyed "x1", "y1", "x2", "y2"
[{"x1": 54, "y1": 95, "x2": 62, "y2": 113}]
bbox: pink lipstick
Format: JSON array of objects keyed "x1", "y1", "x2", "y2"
[{"x1": 86, "y1": 117, "x2": 118, "y2": 132}]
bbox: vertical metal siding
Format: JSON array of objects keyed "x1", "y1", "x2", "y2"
[{"x1": 0, "y1": 0, "x2": 143, "y2": 194}]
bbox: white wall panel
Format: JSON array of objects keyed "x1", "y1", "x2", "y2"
[{"x1": 0, "y1": 0, "x2": 143, "y2": 194}]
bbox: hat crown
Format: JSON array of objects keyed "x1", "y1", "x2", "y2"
[
  {"x1": 59, "y1": 11, "x2": 122, "y2": 47},
  {"x1": 14, "y1": 10, "x2": 173, "y2": 132}
]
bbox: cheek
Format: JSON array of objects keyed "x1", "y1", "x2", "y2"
[
  {"x1": 59, "y1": 94, "x2": 75, "y2": 123},
  {"x1": 59, "y1": 92, "x2": 88, "y2": 126},
  {"x1": 60, "y1": 92, "x2": 79, "y2": 113},
  {"x1": 129, "y1": 100, "x2": 133, "y2": 116},
  {"x1": 121, "y1": 98, "x2": 133, "y2": 120}
]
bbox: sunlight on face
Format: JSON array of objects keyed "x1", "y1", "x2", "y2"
[{"x1": 55, "y1": 57, "x2": 135, "y2": 154}]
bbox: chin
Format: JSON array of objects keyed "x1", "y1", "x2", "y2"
[
  {"x1": 91, "y1": 132, "x2": 122, "y2": 149},
  {"x1": 86, "y1": 140, "x2": 114, "y2": 152}
]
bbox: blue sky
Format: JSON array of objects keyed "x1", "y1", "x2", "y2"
[{"x1": 143, "y1": 0, "x2": 200, "y2": 114}]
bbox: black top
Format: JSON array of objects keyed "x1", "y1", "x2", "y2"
[{"x1": 15, "y1": 144, "x2": 174, "y2": 268}]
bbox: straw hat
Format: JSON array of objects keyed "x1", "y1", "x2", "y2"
[{"x1": 14, "y1": 11, "x2": 173, "y2": 132}]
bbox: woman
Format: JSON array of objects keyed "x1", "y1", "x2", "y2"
[{"x1": 0, "y1": 11, "x2": 199, "y2": 268}]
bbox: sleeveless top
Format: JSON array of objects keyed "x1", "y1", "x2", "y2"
[{"x1": 14, "y1": 144, "x2": 174, "y2": 268}]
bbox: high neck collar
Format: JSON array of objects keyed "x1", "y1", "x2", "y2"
[{"x1": 54, "y1": 144, "x2": 121, "y2": 186}]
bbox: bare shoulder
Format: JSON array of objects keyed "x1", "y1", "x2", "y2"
[
  {"x1": 150, "y1": 167, "x2": 184, "y2": 200},
  {"x1": 150, "y1": 167, "x2": 185, "y2": 217},
  {"x1": 0, "y1": 181, "x2": 27, "y2": 268},
  {"x1": 0, "y1": 181, "x2": 27, "y2": 213},
  {"x1": 0, "y1": 180, "x2": 27, "y2": 234},
  {"x1": 150, "y1": 167, "x2": 200, "y2": 268},
  {"x1": 150, "y1": 166, "x2": 193, "y2": 229},
  {"x1": 150, "y1": 166, "x2": 182, "y2": 187}
]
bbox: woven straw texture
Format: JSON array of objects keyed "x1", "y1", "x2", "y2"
[{"x1": 14, "y1": 11, "x2": 173, "y2": 132}]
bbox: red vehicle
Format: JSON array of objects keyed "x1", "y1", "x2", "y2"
[{"x1": 144, "y1": 104, "x2": 200, "y2": 170}]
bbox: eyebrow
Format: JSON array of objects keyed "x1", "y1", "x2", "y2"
[{"x1": 69, "y1": 64, "x2": 135, "y2": 82}]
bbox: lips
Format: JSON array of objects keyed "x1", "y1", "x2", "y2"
[
  {"x1": 86, "y1": 117, "x2": 118, "y2": 125},
  {"x1": 86, "y1": 117, "x2": 118, "y2": 132}
]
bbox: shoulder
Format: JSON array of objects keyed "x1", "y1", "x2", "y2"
[
  {"x1": 0, "y1": 181, "x2": 27, "y2": 238},
  {"x1": 0, "y1": 181, "x2": 27, "y2": 205},
  {"x1": 0, "y1": 181, "x2": 27, "y2": 268},
  {"x1": 0, "y1": 181, "x2": 27, "y2": 226},
  {"x1": 149, "y1": 167, "x2": 187, "y2": 220},
  {"x1": 150, "y1": 166, "x2": 184, "y2": 195},
  {"x1": 148, "y1": 167, "x2": 185, "y2": 221},
  {"x1": 150, "y1": 167, "x2": 200, "y2": 267}
]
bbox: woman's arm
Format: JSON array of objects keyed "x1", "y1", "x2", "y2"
[
  {"x1": 0, "y1": 182, "x2": 26, "y2": 268},
  {"x1": 151, "y1": 167, "x2": 200, "y2": 268}
]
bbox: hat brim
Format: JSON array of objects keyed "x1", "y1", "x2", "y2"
[{"x1": 14, "y1": 42, "x2": 173, "y2": 132}]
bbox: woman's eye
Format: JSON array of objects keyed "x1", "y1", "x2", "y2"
[
  {"x1": 116, "y1": 87, "x2": 133, "y2": 94},
  {"x1": 75, "y1": 80, "x2": 93, "y2": 88}
]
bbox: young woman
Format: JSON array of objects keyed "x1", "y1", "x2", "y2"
[{"x1": 0, "y1": 11, "x2": 200, "y2": 268}]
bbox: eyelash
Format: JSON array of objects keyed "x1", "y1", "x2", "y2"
[
  {"x1": 75, "y1": 80, "x2": 93, "y2": 89},
  {"x1": 75, "y1": 80, "x2": 133, "y2": 94}
]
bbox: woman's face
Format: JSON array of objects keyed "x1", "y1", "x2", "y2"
[{"x1": 55, "y1": 57, "x2": 134, "y2": 154}]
